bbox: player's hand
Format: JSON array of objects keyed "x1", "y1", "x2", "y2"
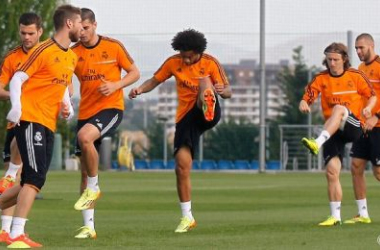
[
  {"x1": 128, "y1": 87, "x2": 141, "y2": 99},
  {"x1": 362, "y1": 106, "x2": 372, "y2": 119},
  {"x1": 214, "y1": 83, "x2": 225, "y2": 95},
  {"x1": 364, "y1": 115, "x2": 378, "y2": 131},
  {"x1": 299, "y1": 100, "x2": 311, "y2": 113},
  {"x1": 6, "y1": 105, "x2": 21, "y2": 125},
  {"x1": 60, "y1": 101, "x2": 73, "y2": 120},
  {"x1": 98, "y1": 78, "x2": 118, "y2": 96}
]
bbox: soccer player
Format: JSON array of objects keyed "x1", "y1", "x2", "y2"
[
  {"x1": 0, "y1": 12, "x2": 43, "y2": 242},
  {"x1": 71, "y1": 8, "x2": 140, "y2": 239},
  {"x1": 300, "y1": 42, "x2": 377, "y2": 226},
  {"x1": 0, "y1": 5, "x2": 81, "y2": 248},
  {"x1": 343, "y1": 33, "x2": 380, "y2": 224},
  {"x1": 129, "y1": 29, "x2": 231, "y2": 233}
]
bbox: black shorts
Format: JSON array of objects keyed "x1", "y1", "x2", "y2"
[
  {"x1": 323, "y1": 112, "x2": 362, "y2": 165},
  {"x1": 174, "y1": 97, "x2": 221, "y2": 159},
  {"x1": 15, "y1": 121, "x2": 54, "y2": 190},
  {"x1": 75, "y1": 109, "x2": 123, "y2": 156},
  {"x1": 350, "y1": 127, "x2": 380, "y2": 166},
  {"x1": 2, "y1": 128, "x2": 15, "y2": 163}
]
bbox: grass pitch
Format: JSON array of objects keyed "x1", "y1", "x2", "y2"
[{"x1": 7, "y1": 170, "x2": 380, "y2": 249}]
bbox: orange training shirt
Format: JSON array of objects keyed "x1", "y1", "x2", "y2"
[
  {"x1": 302, "y1": 68, "x2": 375, "y2": 124},
  {"x1": 71, "y1": 36, "x2": 134, "y2": 119},
  {"x1": 0, "y1": 44, "x2": 37, "y2": 129},
  {"x1": 154, "y1": 53, "x2": 229, "y2": 123},
  {"x1": 0, "y1": 45, "x2": 31, "y2": 86},
  {"x1": 17, "y1": 38, "x2": 77, "y2": 132},
  {"x1": 358, "y1": 56, "x2": 380, "y2": 127}
]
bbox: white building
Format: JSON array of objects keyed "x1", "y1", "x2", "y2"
[{"x1": 156, "y1": 59, "x2": 288, "y2": 126}]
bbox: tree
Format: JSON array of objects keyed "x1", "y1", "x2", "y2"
[
  {"x1": 276, "y1": 46, "x2": 313, "y2": 124},
  {"x1": 268, "y1": 46, "x2": 322, "y2": 160},
  {"x1": 203, "y1": 119, "x2": 259, "y2": 161},
  {"x1": 144, "y1": 121, "x2": 174, "y2": 160},
  {"x1": 0, "y1": 0, "x2": 66, "y2": 166}
]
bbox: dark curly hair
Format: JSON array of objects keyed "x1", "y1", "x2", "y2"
[{"x1": 171, "y1": 29, "x2": 207, "y2": 53}]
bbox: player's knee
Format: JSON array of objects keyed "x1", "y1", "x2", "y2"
[
  {"x1": 351, "y1": 161, "x2": 365, "y2": 175},
  {"x1": 332, "y1": 105, "x2": 346, "y2": 115},
  {"x1": 175, "y1": 161, "x2": 191, "y2": 176},
  {"x1": 373, "y1": 167, "x2": 380, "y2": 181},
  {"x1": 326, "y1": 168, "x2": 339, "y2": 181},
  {"x1": 374, "y1": 174, "x2": 380, "y2": 182},
  {"x1": 77, "y1": 133, "x2": 93, "y2": 147}
]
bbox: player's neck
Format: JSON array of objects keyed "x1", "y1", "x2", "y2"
[
  {"x1": 365, "y1": 54, "x2": 377, "y2": 64},
  {"x1": 329, "y1": 68, "x2": 344, "y2": 76},
  {"x1": 83, "y1": 34, "x2": 99, "y2": 47},
  {"x1": 22, "y1": 45, "x2": 30, "y2": 53},
  {"x1": 53, "y1": 32, "x2": 72, "y2": 50}
]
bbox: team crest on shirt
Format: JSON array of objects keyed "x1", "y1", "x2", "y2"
[
  {"x1": 34, "y1": 132, "x2": 43, "y2": 146},
  {"x1": 102, "y1": 51, "x2": 109, "y2": 60},
  {"x1": 176, "y1": 68, "x2": 182, "y2": 73},
  {"x1": 199, "y1": 68, "x2": 205, "y2": 75},
  {"x1": 347, "y1": 80, "x2": 353, "y2": 88}
]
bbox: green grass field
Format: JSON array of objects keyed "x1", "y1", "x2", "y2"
[{"x1": 6, "y1": 170, "x2": 380, "y2": 249}]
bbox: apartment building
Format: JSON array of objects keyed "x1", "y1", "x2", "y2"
[{"x1": 156, "y1": 59, "x2": 288, "y2": 126}]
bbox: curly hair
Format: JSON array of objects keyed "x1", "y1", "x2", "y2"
[{"x1": 171, "y1": 29, "x2": 207, "y2": 53}]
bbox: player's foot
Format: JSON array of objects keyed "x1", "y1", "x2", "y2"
[
  {"x1": 318, "y1": 216, "x2": 341, "y2": 226},
  {"x1": 174, "y1": 216, "x2": 197, "y2": 233},
  {"x1": 344, "y1": 215, "x2": 371, "y2": 224},
  {"x1": 7, "y1": 234, "x2": 42, "y2": 248},
  {"x1": 74, "y1": 226, "x2": 97, "y2": 239},
  {"x1": 74, "y1": 188, "x2": 101, "y2": 210},
  {"x1": 0, "y1": 230, "x2": 10, "y2": 243},
  {"x1": 202, "y1": 88, "x2": 216, "y2": 121},
  {"x1": 301, "y1": 137, "x2": 319, "y2": 155},
  {"x1": 0, "y1": 175, "x2": 16, "y2": 194}
]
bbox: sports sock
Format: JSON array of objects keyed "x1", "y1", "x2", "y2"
[
  {"x1": 82, "y1": 209, "x2": 95, "y2": 230},
  {"x1": 10, "y1": 217, "x2": 27, "y2": 239},
  {"x1": 5, "y1": 163, "x2": 21, "y2": 179},
  {"x1": 87, "y1": 175, "x2": 99, "y2": 192},
  {"x1": 330, "y1": 201, "x2": 341, "y2": 220},
  {"x1": 356, "y1": 198, "x2": 369, "y2": 218},
  {"x1": 1, "y1": 215, "x2": 12, "y2": 233},
  {"x1": 315, "y1": 130, "x2": 331, "y2": 148},
  {"x1": 180, "y1": 201, "x2": 193, "y2": 220}
]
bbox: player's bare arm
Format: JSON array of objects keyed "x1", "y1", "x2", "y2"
[
  {"x1": 128, "y1": 77, "x2": 160, "y2": 99},
  {"x1": 215, "y1": 83, "x2": 231, "y2": 98},
  {"x1": 362, "y1": 95, "x2": 377, "y2": 118},
  {"x1": 299, "y1": 99, "x2": 311, "y2": 113},
  {"x1": 98, "y1": 64, "x2": 140, "y2": 96},
  {"x1": 0, "y1": 84, "x2": 10, "y2": 100}
]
